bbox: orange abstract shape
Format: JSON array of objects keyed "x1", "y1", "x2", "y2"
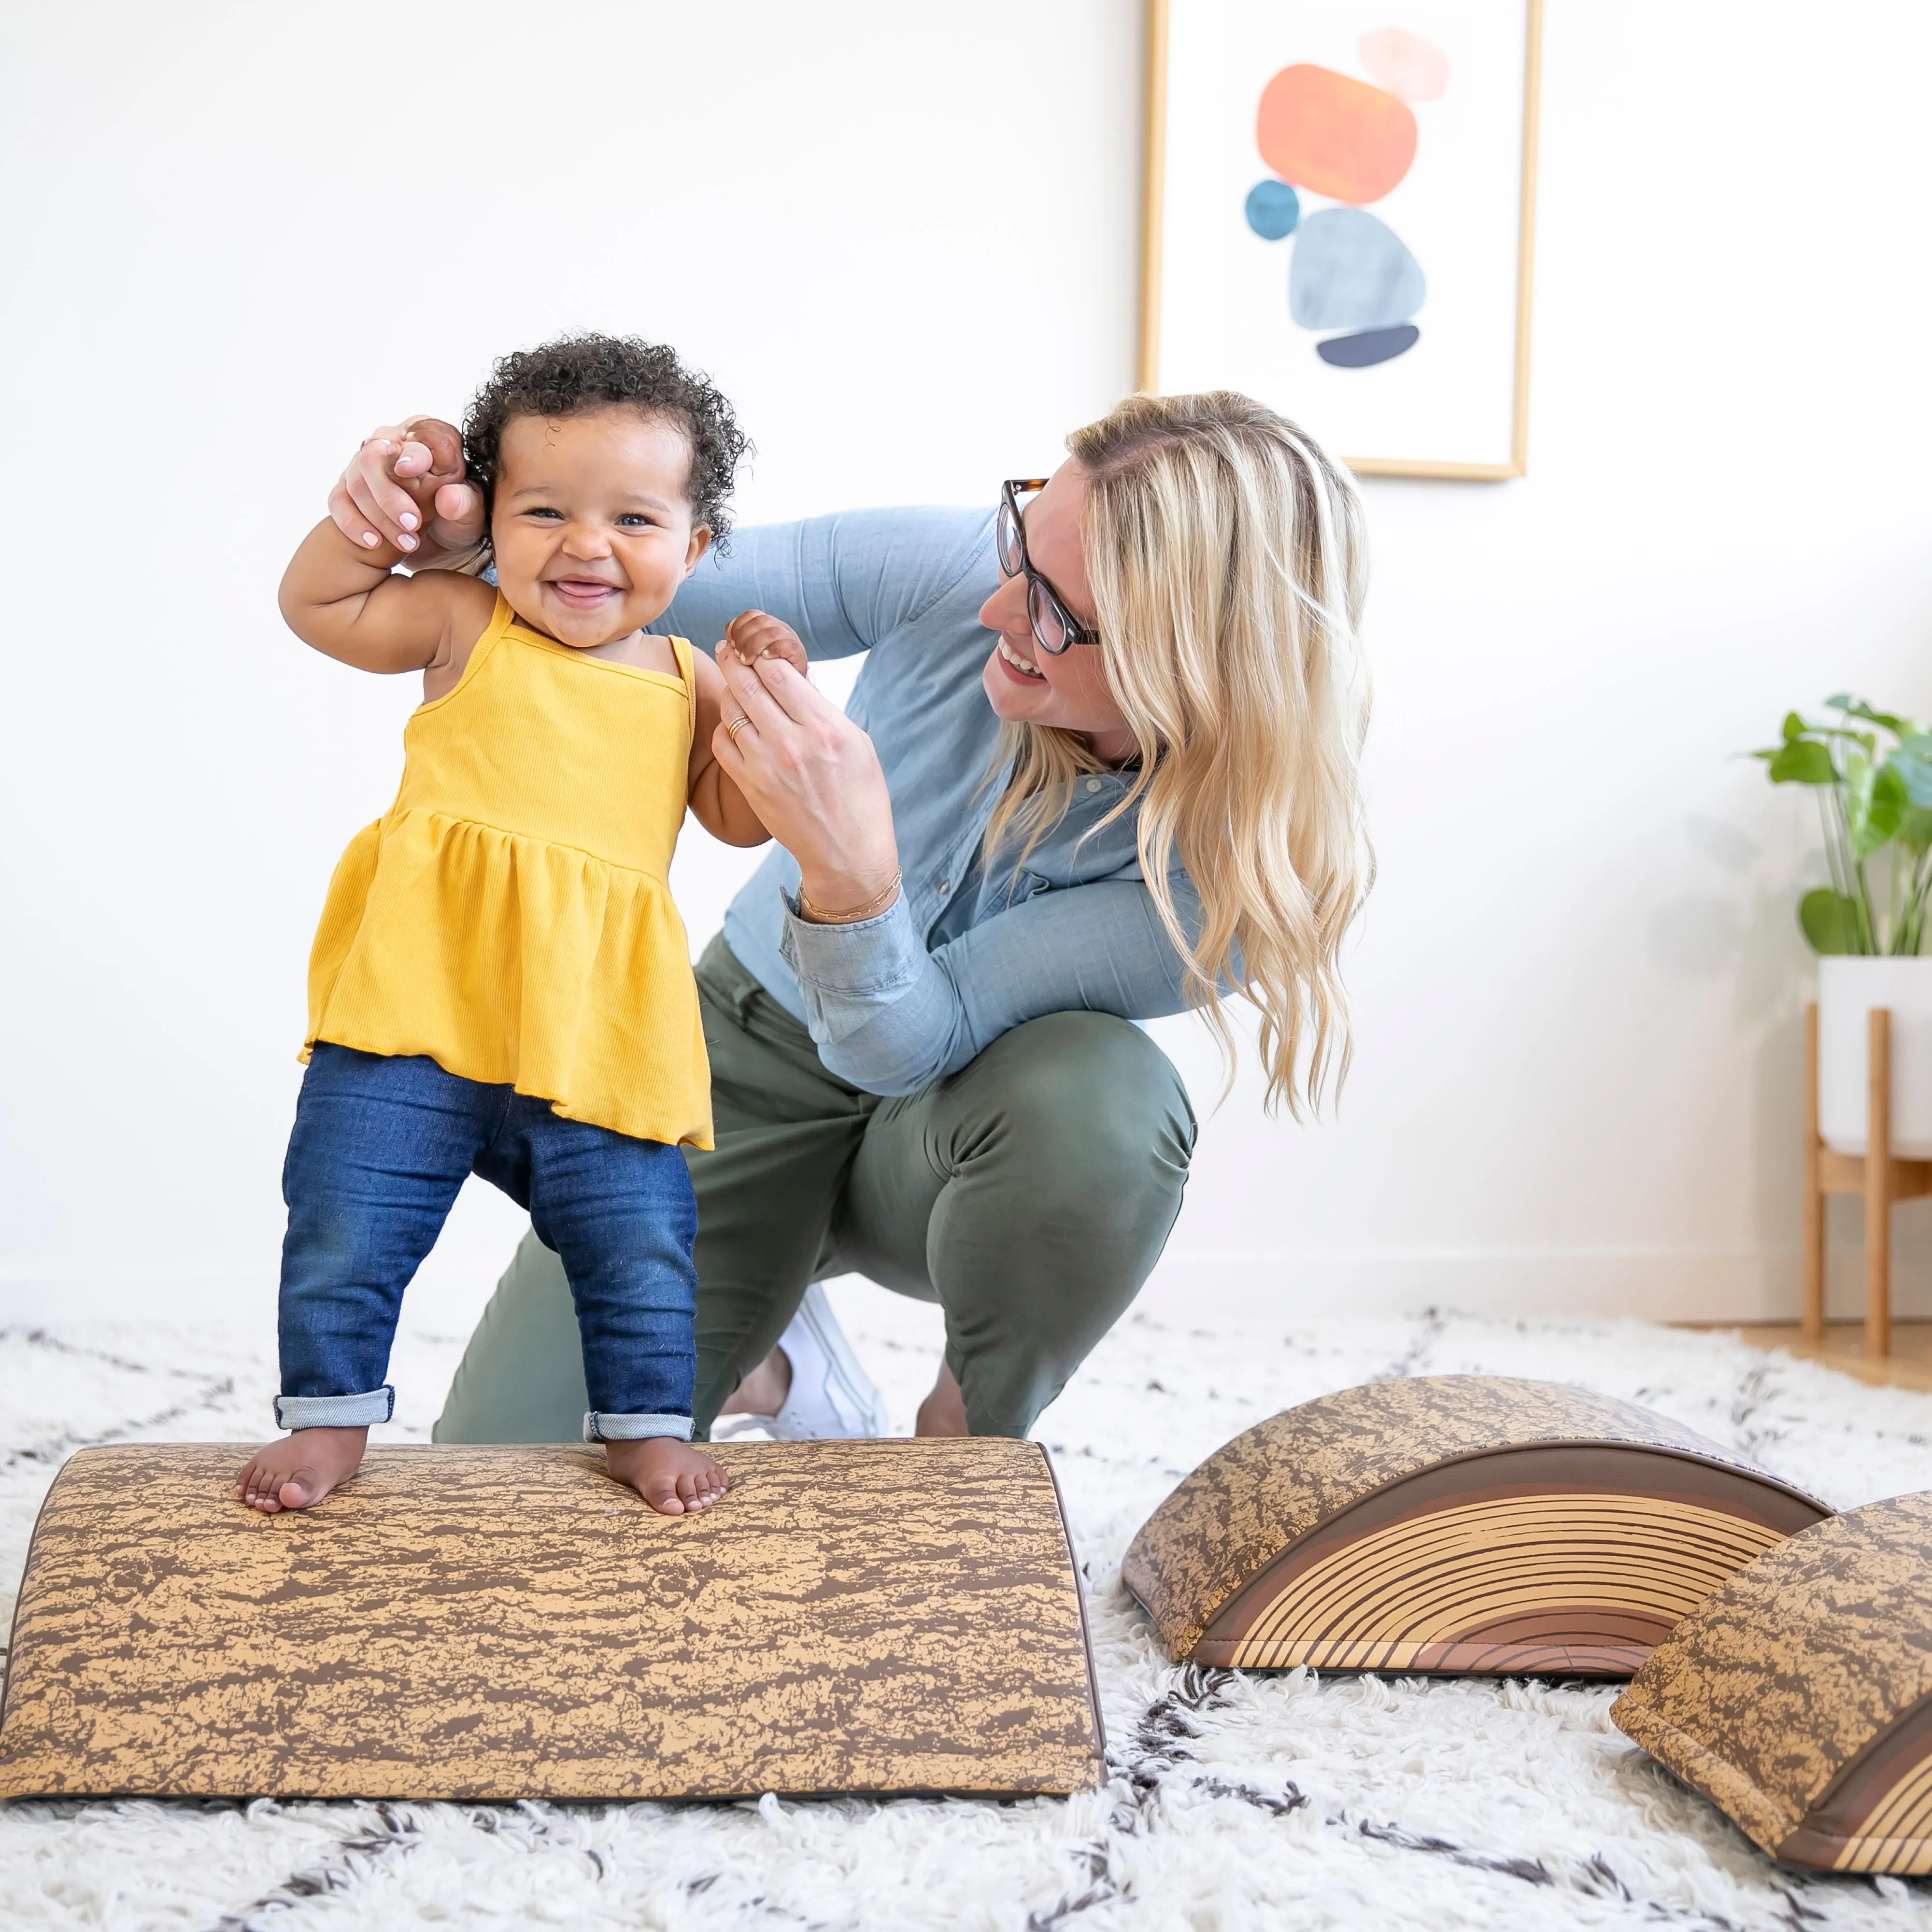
[
  {"x1": 1358, "y1": 28, "x2": 1450, "y2": 103},
  {"x1": 1255, "y1": 64, "x2": 1417, "y2": 206}
]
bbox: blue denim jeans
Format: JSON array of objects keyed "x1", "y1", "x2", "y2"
[{"x1": 277, "y1": 1044, "x2": 696, "y2": 1441}]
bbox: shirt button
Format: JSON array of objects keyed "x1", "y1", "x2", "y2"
[
  {"x1": 938, "y1": 881, "x2": 950, "y2": 894},
  {"x1": 1085, "y1": 778, "x2": 1103, "y2": 793}
]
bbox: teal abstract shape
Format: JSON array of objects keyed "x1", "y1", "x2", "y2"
[
  {"x1": 1244, "y1": 179, "x2": 1300, "y2": 241},
  {"x1": 1289, "y1": 208, "x2": 1425, "y2": 332}
]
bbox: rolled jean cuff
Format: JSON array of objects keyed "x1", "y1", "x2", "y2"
[
  {"x1": 583, "y1": 1411, "x2": 693, "y2": 1443},
  {"x1": 274, "y1": 1386, "x2": 395, "y2": 1430}
]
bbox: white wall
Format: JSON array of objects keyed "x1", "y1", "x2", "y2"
[{"x1": 2, "y1": 1, "x2": 1928, "y2": 1336}]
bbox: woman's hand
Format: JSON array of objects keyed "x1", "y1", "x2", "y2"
[
  {"x1": 709, "y1": 643, "x2": 902, "y2": 917},
  {"x1": 328, "y1": 417, "x2": 486, "y2": 565}
]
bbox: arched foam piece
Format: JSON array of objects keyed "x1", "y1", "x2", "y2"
[
  {"x1": 1122, "y1": 1376, "x2": 1828, "y2": 1676},
  {"x1": 0, "y1": 1440, "x2": 1102, "y2": 1801},
  {"x1": 1613, "y1": 1492, "x2": 1932, "y2": 1873}
]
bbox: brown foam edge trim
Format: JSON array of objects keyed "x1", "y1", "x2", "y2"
[
  {"x1": 1037, "y1": 1440, "x2": 1108, "y2": 1779},
  {"x1": 1777, "y1": 1688, "x2": 1932, "y2": 1870},
  {"x1": 1609, "y1": 1689, "x2": 1796, "y2": 1858},
  {"x1": 1124, "y1": 1439, "x2": 1829, "y2": 1660},
  {"x1": 1188, "y1": 1637, "x2": 1657, "y2": 1676},
  {"x1": 0, "y1": 1450, "x2": 71, "y2": 1749},
  {"x1": 1200, "y1": 1446, "x2": 1820, "y2": 1654}
]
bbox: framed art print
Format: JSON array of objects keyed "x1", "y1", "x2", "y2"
[{"x1": 1140, "y1": 0, "x2": 1542, "y2": 479}]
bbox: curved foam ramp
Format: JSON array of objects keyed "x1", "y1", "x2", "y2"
[
  {"x1": 0, "y1": 1440, "x2": 1102, "y2": 1801},
  {"x1": 1613, "y1": 1492, "x2": 1932, "y2": 1874},
  {"x1": 1122, "y1": 1376, "x2": 1827, "y2": 1676}
]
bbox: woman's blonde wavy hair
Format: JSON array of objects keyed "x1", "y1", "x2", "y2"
[{"x1": 983, "y1": 391, "x2": 1372, "y2": 1117}]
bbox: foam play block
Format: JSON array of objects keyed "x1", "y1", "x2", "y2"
[
  {"x1": 1613, "y1": 1492, "x2": 1932, "y2": 1875},
  {"x1": 1122, "y1": 1376, "x2": 1828, "y2": 1676},
  {"x1": 0, "y1": 1440, "x2": 1102, "y2": 1801}
]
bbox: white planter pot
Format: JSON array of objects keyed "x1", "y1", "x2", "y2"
[{"x1": 1818, "y1": 955, "x2": 1932, "y2": 1158}]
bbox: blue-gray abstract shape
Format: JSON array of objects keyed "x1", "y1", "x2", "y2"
[
  {"x1": 1317, "y1": 324, "x2": 1420, "y2": 368},
  {"x1": 1289, "y1": 208, "x2": 1425, "y2": 332}
]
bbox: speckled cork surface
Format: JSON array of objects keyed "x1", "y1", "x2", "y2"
[
  {"x1": 0, "y1": 1441, "x2": 1103, "y2": 1801},
  {"x1": 1612, "y1": 1493, "x2": 1932, "y2": 1873},
  {"x1": 1122, "y1": 1376, "x2": 1826, "y2": 1663}
]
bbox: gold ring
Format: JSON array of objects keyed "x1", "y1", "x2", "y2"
[{"x1": 726, "y1": 715, "x2": 750, "y2": 739}]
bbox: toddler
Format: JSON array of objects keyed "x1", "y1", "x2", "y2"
[{"x1": 236, "y1": 335, "x2": 794, "y2": 1517}]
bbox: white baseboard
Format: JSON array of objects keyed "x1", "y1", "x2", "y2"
[
  {"x1": 3, "y1": 1245, "x2": 1924, "y2": 1332},
  {"x1": 0, "y1": 1268, "x2": 262, "y2": 1326},
  {"x1": 1138, "y1": 1247, "x2": 1932, "y2": 1325}
]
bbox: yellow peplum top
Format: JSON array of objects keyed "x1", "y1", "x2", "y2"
[{"x1": 304, "y1": 593, "x2": 712, "y2": 1149}]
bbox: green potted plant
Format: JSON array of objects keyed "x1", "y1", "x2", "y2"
[{"x1": 1756, "y1": 696, "x2": 1932, "y2": 1157}]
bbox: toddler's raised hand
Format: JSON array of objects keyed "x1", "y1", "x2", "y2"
[
  {"x1": 329, "y1": 417, "x2": 485, "y2": 563},
  {"x1": 723, "y1": 610, "x2": 809, "y2": 678}
]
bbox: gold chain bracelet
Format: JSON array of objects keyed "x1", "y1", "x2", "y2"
[{"x1": 797, "y1": 870, "x2": 903, "y2": 925}]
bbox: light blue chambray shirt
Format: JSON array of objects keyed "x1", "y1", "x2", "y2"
[{"x1": 662, "y1": 508, "x2": 1199, "y2": 1096}]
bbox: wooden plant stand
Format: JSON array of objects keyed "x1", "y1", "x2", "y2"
[{"x1": 1803, "y1": 1002, "x2": 1932, "y2": 1359}]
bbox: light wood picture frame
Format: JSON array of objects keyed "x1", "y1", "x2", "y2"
[{"x1": 1139, "y1": 0, "x2": 1543, "y2": 480}]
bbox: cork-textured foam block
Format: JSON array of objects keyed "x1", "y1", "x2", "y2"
[
  {"x1": 1122, "y1": 1376, "x2": 1829, "y2": 1677},
  {"x1": 1613, "y1": 1492, "x2": 1932, "y2": 1875},
  {"x1": 0, "y1": 1440, "x2": 1103, "y2": 1801}
]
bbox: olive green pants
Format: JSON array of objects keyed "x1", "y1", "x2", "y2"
[{"x1": 433, "y1": 934, "x2": 1196, "y2": 1441}]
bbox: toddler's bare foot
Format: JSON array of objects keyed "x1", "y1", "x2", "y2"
[
  {"x1": 605, "y1": 1436, "x2": 730, "y2": 1514},
  {"x1": 234, "y1": 1426, "x2": 369, "y2": 1513}
]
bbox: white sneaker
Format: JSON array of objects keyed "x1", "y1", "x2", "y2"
[{"x1": 767, "y1": 1283, "x2": 889, "y2": 1439}]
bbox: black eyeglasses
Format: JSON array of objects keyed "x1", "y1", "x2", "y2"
[{"x1": 997, "y1": 478, "x2": 1100, "y2": 654}]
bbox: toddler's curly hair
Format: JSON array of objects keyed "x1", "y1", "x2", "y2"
[{"x1": 463, "y1": 333, "x2": 750, "y2": 545}]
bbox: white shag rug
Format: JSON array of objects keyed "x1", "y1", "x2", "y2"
[{"x1": 5, "y1": 1292, "x2": 1932, "y2": 1931}]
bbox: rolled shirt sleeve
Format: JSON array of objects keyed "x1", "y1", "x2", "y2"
[
  {"x1": 664, "y1": 508, "x2": 1003, "y2": 662},
  {"x1": 778, "y1": 872, "x2": 1202, "y2": 1096}
]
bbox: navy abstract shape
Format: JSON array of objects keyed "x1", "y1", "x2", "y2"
[
  {"x1": 1289, "y1": 208, "x2": 1425, "y2": 331},
  {"x1": 1244, "y1": 179, "x2": 1301, "y2": 241},
  {"x1": 1316, "y1": 324, "x2": 1420, "y2": 368}
]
